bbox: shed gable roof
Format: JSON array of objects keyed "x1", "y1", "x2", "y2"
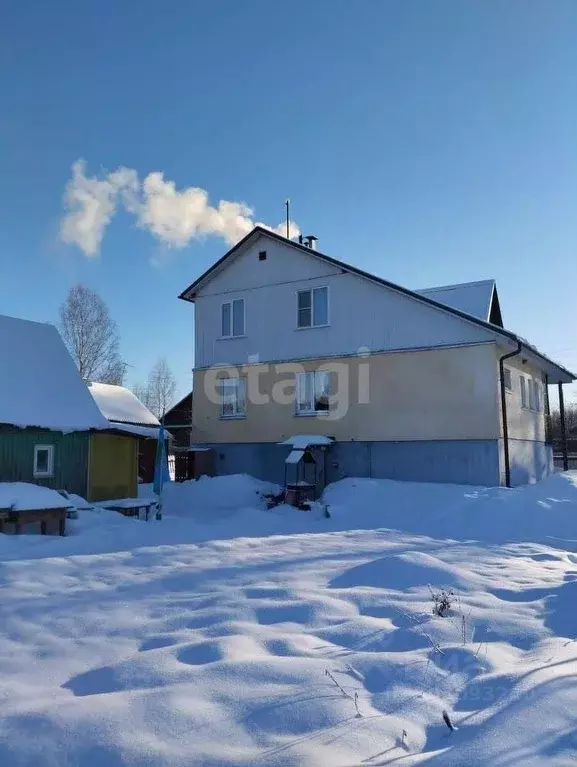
[
  {"x1": 88, "y1": 382, "x2": 160, "y2": 426},
  {"x1": 0, "y1": 314, "x2": 110, "y2": 432}
]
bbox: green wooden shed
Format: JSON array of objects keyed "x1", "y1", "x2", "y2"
[{"x1": 0, "y1": 314, "x2": 138, "y2": 501}]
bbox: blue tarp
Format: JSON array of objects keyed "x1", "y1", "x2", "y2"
[{"x1": 153, "y1": 426, "x2": 171, "y2": 496}]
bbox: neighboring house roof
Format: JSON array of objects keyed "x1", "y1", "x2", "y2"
[
  {"x1": 416, "y1": 279, "x2": 503, "y2": 326},
  {"x1": 0, "y1": 314, "x2": 110, "y2": 432},
  {"x1": 88, "y1": 382, "x2": 160, "y2": 427},
  {"x1": 163, "y1": 391, "x2": 192, "y2": 420},
  {"x1": 178, "y1": 227, "x2": 575, "y2": 383}
]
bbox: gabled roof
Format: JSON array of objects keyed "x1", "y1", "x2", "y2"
[
  {"x1": 88, "y1": 382, "x2": 160, "y2": 426},
  {"x1": 178, "y1": 227, "x2": 575, "y2": 383},
  {"x1": 0, "y1": 314, "x2": 110, "y2": 432},
  {"x1": 163, "y1": 391, "x2": 192, "y2": 418},
  {"x1": 416, "y1": 280, "x2": 503, "y2": 326}
]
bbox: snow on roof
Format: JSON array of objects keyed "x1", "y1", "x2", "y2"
[
  {"x1": 416, "y1": 280, "x2": 495, "y2": 322},
  {"x1": 64, "y1": 493, "x2": 93, "y2": 510},
  {"x1": 0, "y1": 315, "x2": 110, "y2": 432},
  {"x1": 280, "y1": 435, "x2": 334, "y2": 448},
  {"x1": 109, "y1": 422, "x2": 171, "y2": 440},
  {"x1": 0, "y1": 483, "x2": 71, "y2": 511},
  {"x1": 88, "y1": 382, "x2": 160, "y2": 426},
  {"x1": 286, "y1": 449, "x2": 304, "y2": 464},
  {"x1": 97, "y1": 497, "x2": 156, "y2": 509}
]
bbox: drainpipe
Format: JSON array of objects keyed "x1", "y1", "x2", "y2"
[
  {"x1": 558, "y1": 381, "x2": 569, "y2": 472},
  {"x1": 499, "y1": 340, "x2": 522, "y2": 487}
]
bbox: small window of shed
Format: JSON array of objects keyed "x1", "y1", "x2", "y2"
[
  {"x1": 258, "y1": 250, "x2": 267, "y2": 261},
  {"x1": 34, "y1": 445, "x2": 54, "y2": 478}
]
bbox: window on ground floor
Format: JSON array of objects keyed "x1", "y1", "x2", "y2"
[
  {"x1": 296, "y1": 370, "x2": 333, "y2": 414},
  {"x1": 220, "y1": 378, "x2": 246, "y2": 418},
  {"x1": 33, "y1": 444, "x2": 55, "y2": 478}
]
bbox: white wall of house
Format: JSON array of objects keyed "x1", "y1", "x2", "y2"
[
  {"x1": 193, "y1": 234, "x2": 496, "y2": 369},
  {"x1": 499, "y1": 351, "x2": 546, "y2": 442}
]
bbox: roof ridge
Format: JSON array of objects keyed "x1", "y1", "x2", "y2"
[
  {"x1": 417, "y1": 279, "x2": 496, "y2": 293},
  {"x1": 0, "y1": 313, "x2": 53, "y2": 328}
]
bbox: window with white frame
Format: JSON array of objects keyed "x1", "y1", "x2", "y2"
[
  {"x1": 521, "y1": 376, "x2": 542, "y2": 412},
  {"x1": 221, "y1": 298, "x2": 245, "y2": 337},
  {"x1": 220, "y1": 377, "x2": 246, "y2": 418},
  {"x1": 297, "y1": 287, "x2": 328, "y2": 328},
  {"x1": 532, "y1": 380, "x2": 541, "y2": 412},
  {"x1": 503, "y1": 367, "x2": 512, "y2": 391},
  {"x1": 33, "y1": 445, "x2": 54, "y2": 478},
  {"x1": 528, "y1": 377, "x2": 535, "y2": 410},
  {"x1": 520, "y1": 376, "x2": 527, "y2": 409},
  {"x1": 296, "y1": 370, "x2": 332, "y2": 414}
]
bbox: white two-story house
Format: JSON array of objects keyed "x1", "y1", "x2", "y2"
[{"x1": 179, "y1": 226, "x2": 575, "y2": 487}]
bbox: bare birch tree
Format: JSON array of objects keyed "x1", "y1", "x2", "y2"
[
  {"x1": 551, "y1": 405, "x2": 577, "y2": 439},
  {"x1": 132, "y1": 358, "x2": 176, "y2": 419},
  {"x1": 59, "y1": 284, "x2": 126, "y2": 384}
]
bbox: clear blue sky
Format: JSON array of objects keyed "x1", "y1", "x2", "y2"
[{"x1": 2, "y1": 0, "x2": 576, "y2": 403}]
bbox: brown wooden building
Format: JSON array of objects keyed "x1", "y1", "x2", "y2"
[
  {"x1": 163, "y1": 392, "x2": 192, "y2": 448},
  {"x1": 162, "y1": 393, "x2": 214, "y2": 481}
]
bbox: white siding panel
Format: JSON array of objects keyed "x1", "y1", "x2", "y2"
[
  {"x1": 196, "y1": 235, "x2": 340, "y2": 296},
  {"x1": 194, "y1": 237, "x2": 495, "y2": 368},
  {"x1": 498, "y1": 350, "x2": 546, "y2": 442}
]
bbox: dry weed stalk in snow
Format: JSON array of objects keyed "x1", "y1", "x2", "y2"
[
  {"x1": 428, "y1": 585, "x2": 455, "y2": 617},
  {"x1": 325, "y1": 669, "x2": 363, "y2": 717},
  {"x1": 325, "y1": 668, "x2": 352, "y2": 699},
  {"x1": 442, "y1": 709, "x2": 457, "y2": 733}
]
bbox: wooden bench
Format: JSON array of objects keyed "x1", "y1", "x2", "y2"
[
  {"x1": 99, "y1": 499, "x2": 157, "y2": 521},
  {"x1": 0, "y1": 506, "x2": 67, "y2": 536}
]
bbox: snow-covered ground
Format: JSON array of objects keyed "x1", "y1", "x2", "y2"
[{"x1": 1, "y1": 473, "x2": 577, "y2": 765}]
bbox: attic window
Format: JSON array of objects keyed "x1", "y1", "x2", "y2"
[
  {"x1": 33, "y1": 445, "x2": 54, "y2": 478},
  {"x1": 258, "y1": 250, "x2": 267, "y2": 261}
]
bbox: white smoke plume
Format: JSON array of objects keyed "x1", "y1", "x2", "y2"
[{"x1": 60, "y1": 160, "x2": 300, "y2": 257}]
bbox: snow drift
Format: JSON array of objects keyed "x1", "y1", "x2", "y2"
[{"x1": 0, "y1": 473, "x2": 577, "y2": 765}]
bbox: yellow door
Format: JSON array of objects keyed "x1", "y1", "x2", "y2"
[{"x1": 88, "y1": 434, "x2": 138, "y2": 501}]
